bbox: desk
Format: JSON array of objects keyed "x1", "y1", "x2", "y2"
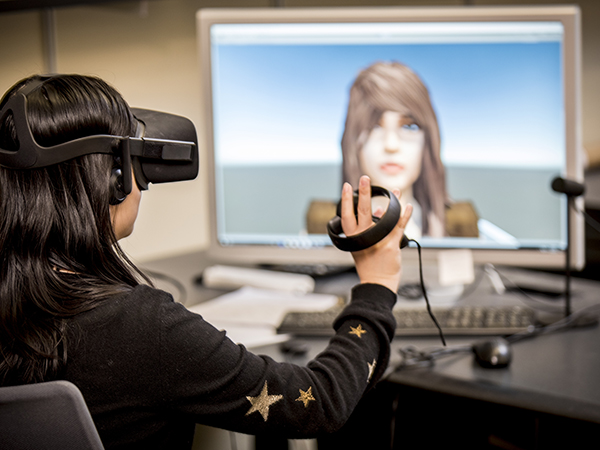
[{"x1": 141, "y1": 251, "x2": 600, "y2": 449}]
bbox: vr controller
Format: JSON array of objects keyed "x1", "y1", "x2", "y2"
[
  {"x1": 0, "y1": 77, "x2": 199, "y2": 196},
  {"x1": 327, "y1": 185, "x2": 410, "y2": 252}
]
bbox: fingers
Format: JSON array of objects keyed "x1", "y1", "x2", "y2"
[
  {"x1": 393, "y1": 187, "x2": 413, "y2": 231},
  {"x1": 356, "y1": 176, "x2": 373, "y2": 230},
  {"x1": 340, "y1": 177, "x2": 412, "y2": 244},
  {"x1": 398, "y1": 203, "x2": 413, "y2": 231},
  {"x1": 341, "y1": 176, "x2": 374, "y2": 236},
  {"x1": 340, "y1": 182, "x2": 357, "y2": 235}
]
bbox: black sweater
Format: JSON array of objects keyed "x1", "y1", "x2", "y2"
[{"x1": 63, "y1": 282, "x2": 397, "y2": 449}]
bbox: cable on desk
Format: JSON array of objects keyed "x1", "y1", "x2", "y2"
[
  {"x1": 395, "y1": 344, "x2": 472, "y2": 370},
  {"x1": 490, "y1": 266, "x2": 566, "y2": 315},
  {"x1": 392, "y1": 302, "x2": 600, "y2": 373},
  {"x1": 506, "y1": 302, "x2": 600, "y2": 344},
  {"x1": 453, "y1": 263, "x2": 488, "y2": 301}
]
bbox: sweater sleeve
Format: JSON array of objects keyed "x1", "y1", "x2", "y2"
[{"x1": 156, "y1": 283, "x2": 397, "y2": 438}]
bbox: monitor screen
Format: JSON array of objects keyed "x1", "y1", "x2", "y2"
[{"x1": 198, "y1": 6, "x2": 584, "y2": 270}]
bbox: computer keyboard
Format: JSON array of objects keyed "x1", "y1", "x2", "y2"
[{"x1": 277, "y1": 305, "x2": 536, "y2": 337}]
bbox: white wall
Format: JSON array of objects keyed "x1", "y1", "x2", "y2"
[
  {"x1": 2, "y1": 0, "x2": 600, "y2": 263},
  {"x1": 0, "y1": 0, "x2": 229, "y2": 262}
]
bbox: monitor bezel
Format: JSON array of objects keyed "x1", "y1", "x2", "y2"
[{"x1": 197, "y1": 5, "x2": 584, "y2": 270}]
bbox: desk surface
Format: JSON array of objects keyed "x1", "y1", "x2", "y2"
[
  {"x1": 140, "y1": 251, "x2": 600, "y2": 425},
  {"x1": 386, "y1": 327, "x2": 600, "y2": 424}
]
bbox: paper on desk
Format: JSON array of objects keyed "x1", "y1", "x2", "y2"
[{"x1": 186, "y1": 286, "x2": 340, "y2": 348}]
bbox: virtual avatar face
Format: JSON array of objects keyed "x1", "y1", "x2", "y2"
[{"x1": 359, "y1": 110, "x2": 425, "y2": 192}]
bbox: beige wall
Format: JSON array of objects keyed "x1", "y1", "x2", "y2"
[{"x1": 1, "y1": 0, "x2": 599, "y2": 263}]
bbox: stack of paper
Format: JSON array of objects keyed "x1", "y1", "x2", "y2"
[{"x1": 187, "y1": 286, "x2": 340, "y2": 348}]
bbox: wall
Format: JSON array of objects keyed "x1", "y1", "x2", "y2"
[{"x1": 1, "y1": 0, "x2": 599, "y2": 263}]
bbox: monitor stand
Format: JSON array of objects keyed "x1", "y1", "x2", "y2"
[{"x1": 396, "y1": 255, "x2": 468, "y2": 307}]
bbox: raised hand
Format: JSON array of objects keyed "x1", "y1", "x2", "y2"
[{"x1": 341, "y1": 175, "x2": 413, "y2": 292}]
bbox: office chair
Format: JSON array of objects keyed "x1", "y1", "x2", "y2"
[{"x1": 0, "y1": 380, "x2": 105, "y2": 450}]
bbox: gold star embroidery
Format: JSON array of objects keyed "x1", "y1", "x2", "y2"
[
  {"x1": 296, "y1": 386, "x2": 315, "y2": 408},
  {"x1": 367, "y1": 359, "x2": 377, "y2": 383},
  {"x1": 246, "y1": 381, "x2": 283, "y2": 422},
  {"x1": 349, "y1": 324, "x2": 367, "y2": 338}
]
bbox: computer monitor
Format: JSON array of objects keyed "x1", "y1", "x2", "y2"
[{"x1": 197, "y1": 5, "x2": 584, "y2": 273}]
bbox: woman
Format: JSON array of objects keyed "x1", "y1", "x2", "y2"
[
  {"x1": 0, "y1": 74, "x2": 411, "y2": 449},
  {"x1": 341, "y1": 61, "x2": 447, "y2": 238}
]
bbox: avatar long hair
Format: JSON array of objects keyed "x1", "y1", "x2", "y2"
[
  {"x1": 0, "y1": 75, "x2": 146, "y2": 385},
  {"x1": 341, "y1": 62, "x2": 447, "y2": 236}
]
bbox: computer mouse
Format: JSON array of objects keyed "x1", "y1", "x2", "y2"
[
  {"x1": 280, "y1": 340, "x2": 309, "y2": 357},
  {"x1": 472, "y1": 337, "x2": 512, "y2": 368}
]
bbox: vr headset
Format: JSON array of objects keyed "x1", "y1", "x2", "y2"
[{"x1": 0, "y1": 77, "x2": 199, "y2": 197}]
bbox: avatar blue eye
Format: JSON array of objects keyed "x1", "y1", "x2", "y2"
[{"x1": 401, "y1": 123, "x2": 421, "y2": 132}]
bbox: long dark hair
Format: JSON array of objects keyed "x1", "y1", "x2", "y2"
[{"x1": 0, "y1": 75, "x2": 146, "y2": 385}]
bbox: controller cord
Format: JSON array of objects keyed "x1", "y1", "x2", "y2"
[{"x1": 409, "y1": 238, "x2": 447, "y2": 346}]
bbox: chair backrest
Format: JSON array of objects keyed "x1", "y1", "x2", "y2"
[{"x1": 0, "y1": 380, "x2": 105, "y2": 450}]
